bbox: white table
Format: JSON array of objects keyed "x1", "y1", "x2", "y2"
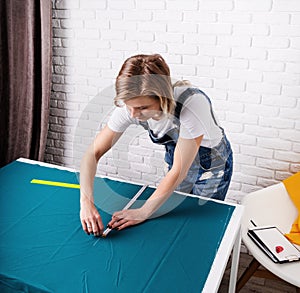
[{"x1": 17, "y1": 158, "x2": 244, "y2": 293}]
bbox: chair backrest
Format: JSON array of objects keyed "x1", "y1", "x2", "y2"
[
  {"x1": 242, "y1": 182, "x2": 298, "y2": 233},
  {"x1": 241, "y1": 182, "x2": 300, "y2": 288}
]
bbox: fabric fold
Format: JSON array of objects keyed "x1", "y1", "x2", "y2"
[{"x1": 283, "y1": 172, "x2": 300, "y2": 245}]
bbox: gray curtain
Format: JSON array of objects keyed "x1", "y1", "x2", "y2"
[{"x1": 0, "y1": 0, "x2": 52, "y2": 167}]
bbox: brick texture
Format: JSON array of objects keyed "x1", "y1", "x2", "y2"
[{"x1": 49, "y1": 0, "x2": 300, "y2": 203}]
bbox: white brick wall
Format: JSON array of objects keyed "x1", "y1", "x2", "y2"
[{"x1": 48, "y1": 0, "x2": 300, "y2": 203}]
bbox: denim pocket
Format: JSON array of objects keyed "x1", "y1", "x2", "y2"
[
  {"x1": 199, "y1": 147, "x2": 226, "y2": 171},
  {"x1": 198, "y1": 135, "x2": 232, "y2": 172}
]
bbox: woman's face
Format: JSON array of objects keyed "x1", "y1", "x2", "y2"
[{"x1": 124, "y1": 96, "x2": 162, "y2": 121}]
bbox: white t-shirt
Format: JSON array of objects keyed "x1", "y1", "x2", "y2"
[{"x1": 107, "y1": 86, "x2": 222, "y2": 148}]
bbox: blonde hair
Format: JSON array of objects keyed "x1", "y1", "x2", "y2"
[
  {"x1": 114, "y1": 54, "x2": 175, "y2": 115},
  {"x1": 172, "y1": 80, "x2": 192, "y2": 88}
]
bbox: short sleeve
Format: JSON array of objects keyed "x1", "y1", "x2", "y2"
[
  {"x1": 179, "y1": 93, "x2": 222, "y2": 147},
  {"x1": 179, "y1": 94, "x2": 209, "y2": 138},
  {"x1": 107, "y1": 106, "x2": 136, "y2": 132}
]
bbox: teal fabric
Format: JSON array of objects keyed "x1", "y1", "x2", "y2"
[{"x1": 0, "y1": 161, "x2": 235, "y2": 293}]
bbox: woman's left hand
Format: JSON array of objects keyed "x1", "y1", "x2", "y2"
[{"x1": 108, "y1": 208, "x2": 148, "y2": 231}]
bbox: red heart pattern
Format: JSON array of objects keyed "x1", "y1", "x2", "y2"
[{"x1": 275, "y1": 245, "x2": 284, "y2": 253}]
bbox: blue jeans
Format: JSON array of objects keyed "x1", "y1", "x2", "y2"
[{"x1": 165, "y1": 136, "x2": 233, "y2": 201}]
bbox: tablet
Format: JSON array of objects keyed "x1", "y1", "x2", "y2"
[{"x1": 248, "y1": 226, "x2": 300, "y2": 264}]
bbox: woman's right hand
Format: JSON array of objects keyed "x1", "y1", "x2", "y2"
[
  {"x1": 79, "y1": 126, "x2": 123, "y2": 237},
  {"x1": 80, "y1": 200, "x2": 104, "y2": 236}
]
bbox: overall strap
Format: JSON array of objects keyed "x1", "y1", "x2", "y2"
[
  {"x1": 137, "y1": 88, "x2": 200, "y2": 130},
  {"x1": 175, "y1": 88, "x2": 223, "y2": 133},
  {"x1": 138, "y1": 87, "x2": 224, "y2": 144},
  {"x1": 174, "y1": 88, "x2": 201, "y2": 120}
]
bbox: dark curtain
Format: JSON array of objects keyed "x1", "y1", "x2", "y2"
[{"x1": 0, "y1": 0, "x2": 52, "y2": 167}]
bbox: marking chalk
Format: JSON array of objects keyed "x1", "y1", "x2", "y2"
[{"x1": 31, "y1": 179, "x2": 80, "y2": 189}]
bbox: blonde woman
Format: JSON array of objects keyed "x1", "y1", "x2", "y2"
[{"x1": 80, "y1": 54, "x2": 233, "y2": 236}]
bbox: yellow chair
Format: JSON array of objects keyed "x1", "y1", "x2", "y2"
[{"x1": 237, "y1": 181, "x2": 300, "y2": 291}]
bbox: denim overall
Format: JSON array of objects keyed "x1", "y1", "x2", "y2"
[{"x1": 139, "y1": 88, "x2": 233, "y2": 201}]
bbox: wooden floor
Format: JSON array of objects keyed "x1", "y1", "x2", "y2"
[{"x1": 218, "y1": 252, "x2": 298, "y2": 293}]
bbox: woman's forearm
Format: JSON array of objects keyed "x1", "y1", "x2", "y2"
[
  {"x1": 140, "y1": 136, "x2": 203, "y2": 218},
  {"x1": 80, "y1": 146, "x2": 98, "y2": 204},
  {"x1": 140, "y1": 168, "x2": 186, "y2": 217},
  {"x1": 80, "y1": 126, "x2": 122, "y2": 206},
  {"x1": 108, "y1": 168, "x2": 185, "y2": 231}
]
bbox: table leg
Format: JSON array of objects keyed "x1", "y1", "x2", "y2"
[
  {"x1": 228, "y1": 228, "x2": 241, "y2": 293},
  {"x1": 236, "y1": 258, "x2": 260, "y2": 291}
]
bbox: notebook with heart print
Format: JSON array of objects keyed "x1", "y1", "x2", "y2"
[{"x1": 248, "y1": 226, "x2": 300, "y2": 263}]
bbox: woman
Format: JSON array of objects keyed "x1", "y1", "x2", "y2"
[{"x1": 80, "y1": 54, "x2": 233, "y2": 236}]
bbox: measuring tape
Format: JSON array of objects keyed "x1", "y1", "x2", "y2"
[{"x1": 101, "y1": 184, "x2": 148, "y2": 237}]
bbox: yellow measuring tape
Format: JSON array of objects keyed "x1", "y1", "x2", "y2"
[{"x1": 30, "y1": 179, "x2": 80, "y2": 189}]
